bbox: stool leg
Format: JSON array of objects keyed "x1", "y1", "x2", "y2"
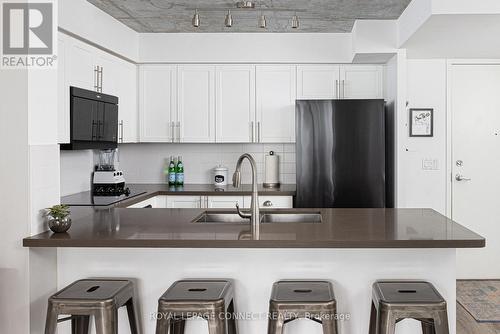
[
  {"x1": 208, "y1": 316, "x2": 226, "y2": 334},
  {"x1": 321, "y1": 319, "x2": 338, "y2": 334},
  {"x1": 44, "y1": 301, "x2": 58, "y2": 334},
  {"x1": 94, "y1": 308, "x2": 118, "y2": 334},
  {"x1": 433, "y1": 309, "x2": 450, "y2": 334},
  {"x1": 227, "y1": 300, "x2": 238, "y2": 334},
  {"x1": 155, "y1": 312, "x2": 171, "y2": 334},
  {"x1": 71, "y1": 315, "x2": 90, "y2": 334},
  {"x1": 126, "y1": 297, "x2": 141, "y2": 334},
  {"x1": 369, "y1": 303, "x2": 377, "y2": 334},
  {"x1": 377, "y1": 309, "x2": 396, "y2": 334},
  {"x1": 172, "y1": 319, "x2": 185, "y2": 334}
]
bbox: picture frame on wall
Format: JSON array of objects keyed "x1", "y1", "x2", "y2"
[{"x1": 409, "y1": 108, "x2": 434, "y2": 137}]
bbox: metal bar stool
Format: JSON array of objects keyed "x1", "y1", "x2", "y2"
[
  {"x1": 267, "y1": 280, "x2": 338, "y2": 334},
  {"x1": 369, "y1": 280, "x2": 449, "y2": 334},
  {"x1": 155, "y1": 279, "x2": 237, "y2": 334},
  {"x1": 44, "y1": 278, "x2": 140, "y2": 334}
]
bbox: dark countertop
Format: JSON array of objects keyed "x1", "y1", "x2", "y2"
[
  {"x1": 23, "y1": 208, "x2": 485, "y2": 248},
  {"x1": 61, "y1": 184, "x2": 297, "y2": 207}
]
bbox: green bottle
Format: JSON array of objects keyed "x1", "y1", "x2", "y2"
[
  {"x1": 168, "y1": 156, "x2": 176, "y2": 185},
  {"x1": 175, "y1": 156, "x2": 184, "y2": 185}
]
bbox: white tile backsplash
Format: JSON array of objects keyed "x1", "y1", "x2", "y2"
[{"x1": 116, "y1": 143, "x2": 296, "y2": 185}]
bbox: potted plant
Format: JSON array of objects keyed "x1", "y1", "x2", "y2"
[{"x1": 46, "y1": 204, "x2": 72, "y2": 233}]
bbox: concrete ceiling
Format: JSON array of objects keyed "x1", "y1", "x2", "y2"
[{"x1": 87, "y1": 0, "x2": 412, "y2": 33}]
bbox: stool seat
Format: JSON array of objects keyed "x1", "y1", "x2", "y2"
[
  {"x1": 271, "y1": 280, "x2": 335, "y2": 303},
  {"x1": 374, "y1": 281, "x2": 445, "y2": 304},
  {"x1": 44, "y1": 278, "x2": 140, "y2": 334},
  {"x1": 161, "y1": 280, "x2": 232, "y2": 302},
  {"x1": 369, "y1": 280, "x2": 449, "y2": 334},
  {"x1": 267, "y1": 280, "x2": 338, "y2": 334},
  {"x1": 155, "y1": 279, "x2": 237, "y2": 334}
]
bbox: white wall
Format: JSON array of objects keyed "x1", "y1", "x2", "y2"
[
  {"x1": 117, "y1": 143, "x2": 296, "y2": 186},
  {"x1": 397, "y1": 59, "x2": 447, "y2": 215},
  {"x1": 139, "y1": 33, "x2": 353, "y2": 63},
  {"x1": 59, "y1": 0, "x2": 139, "y2": 60},
  {"x1": 60, "y1": 150, "x2": 94, "y2": 196}
]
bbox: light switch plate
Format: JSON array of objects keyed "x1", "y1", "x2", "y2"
[{"x1": 422, "y1": 159, "x2": 439, "y2": 170}]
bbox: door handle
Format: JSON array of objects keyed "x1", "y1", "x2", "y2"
[
  {"x1": 455, "y1": 174, "x2": 471, "y2": 181},
  {"x1": 119, "y1": 120, "x2": 124, "y2": 143}
]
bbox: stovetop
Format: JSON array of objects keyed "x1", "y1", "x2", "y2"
[{"x1": 61, "y1": 188, "x2": 146, "y2": 207}]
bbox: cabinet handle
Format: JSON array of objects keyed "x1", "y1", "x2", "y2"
[
  {"x1": 250, "y1": 121, "x2": 254, "y2": 142},
  {"x1": 257, "y1": 121, "x2": 261, "y2": 143},
  {"x1": 341, "y1": 79, "x2": 345, "y2": 99},
  {"x1": 99, "y1": 66, "x2": 103, "y2": 92},
  {"x1": 263, "y1": 200, "x2": 273, "y2": 207},
  {"x1": 91, "y1": 120, "x2": 96, "y2": 140},
  {"x1": 176, "y1": 122, "x2": 181, "y2": 142},
  {"x1": 94, "y1": 66, "x2": 98, "y2": 92},
  {"x1": 335, "y1": 79, "x2": 339, "y2": 99},
  {"x1": 119, "y1": 120, "x2": 124, "y2": 143},
  {"x1": 170, "y1": 121, "x2": 175, "y2": 143}
]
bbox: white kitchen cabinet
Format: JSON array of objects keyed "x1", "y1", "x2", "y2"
[
  {"x1": 297, "y1": 65, "x2": 340, "y2": 99},
  {"x1": 58, "y1": 32, "x2": 139, "y2": 144},
  {"x1": 339, "y1": 65, "x2": 383, "y2": 99},
  {"x1": 98, "y1": 53, "x2": 138, "y2": 143},
  {"x1": 177, "y1": 65, "x2": 216, "y2": 143},
  {"x1": 206, "y1": 196, "x2": 244, "y2": 209},
  {"x1": 127, "y1": 195, "x2": 167, "y2": 208},
  {"x1": 215, "y1": 65, "x2": 255, "y2": 143},
  {"x1": 166, "y1": 196, "x2": 203, "y2": 208},
  {"x1": 243, "y1": 196, "x2": 293, "y2": 209},
  {"x1": 256, "y1": 65, "x2": 296, "y2": 143},
  {"x1": 139, "y1": 65, "x2": 177, "y2": 142}
]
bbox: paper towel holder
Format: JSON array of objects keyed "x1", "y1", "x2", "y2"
[{"x1": 263, "y1": 151, "x2": 281, "y2": 188}]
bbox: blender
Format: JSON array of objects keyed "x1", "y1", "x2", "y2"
[{"x1": 92, "y1": 149, "x2": 130, "y2": 196}]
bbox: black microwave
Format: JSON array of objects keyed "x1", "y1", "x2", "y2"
[{"x1": 61, "y1": 87, "x2": 118, "y2": 150}]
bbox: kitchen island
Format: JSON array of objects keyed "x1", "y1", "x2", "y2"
[{"x1": 24, "y1": 206, "x2": 484, "y2": 334}]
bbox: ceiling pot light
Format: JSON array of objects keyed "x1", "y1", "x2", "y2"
[
  {"x1": 259, "y1": 14, "x2": 267, "y2": 29},
  {"x1": 192, "y1": 9, "x2": 200, "y2": 28},
  {"x1": 291, "y1": 14, "x2": 299, "y2": 29},
  {"x1": 225, "y1": 10, "x2": 233, "y2": 27}
]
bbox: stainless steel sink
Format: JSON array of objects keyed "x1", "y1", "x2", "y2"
[
  {"x1": 192, "y1": 211, "x2": 322, "y2": 224},
  {"x1": 260, "y1": 213, "x2": 322, "y2": 223}
]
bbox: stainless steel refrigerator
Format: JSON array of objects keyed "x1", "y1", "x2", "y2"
[{"x1": 295, "y1": 99, "x2": 392, "y2": 208}]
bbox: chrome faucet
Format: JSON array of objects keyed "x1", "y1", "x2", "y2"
[{"x1": 233, "y1": 153, "x2": 260, "y2": 238}]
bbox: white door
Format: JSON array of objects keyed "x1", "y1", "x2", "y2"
[
  {"x1": 296, "y1": 65, "x2": 340, "y2": 99},
  {"x1": 339, "y1": 65, "x2": 383, "y2": 99},
  {"x1": 166, "y1": 196, "x2": 203, "y2": 209},
  {"x1": 256, "y1": 65, "x2": 296, "y2": 143},
  {"x1": 178, "y1": 65, "x2": 216, "y2": 143},
  {"x1": 139, "y1": 65, "x2": 177, "y2": 142},
  {"x1": 207, "y1": 196, "x2": 244, "y2": 209},
  {"x1": 451, "y1": 64, "x2": 500, "y2": 278},
  {"x1": 216, "y1": 65, "x2": 255, "y2": 143}
]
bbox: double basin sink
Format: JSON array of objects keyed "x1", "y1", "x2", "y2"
[{"x1": 192, "y1": 211, "x2": 322, "y2": 224}]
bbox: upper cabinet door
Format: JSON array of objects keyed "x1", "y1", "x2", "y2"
[
  {"x1": 215, "y1": 65, "x2": 256, "y2": 143},
  {"x1": 139, "y1": 65, "x2": 177, "y2": 142},
  {"x1": 256, "y1": 65, "x2": 296, "y2": 143},
  {"x1": 340, "y1": 65, "x2": 383, "y2": 99},
  {"x1": 297, "y1": 65, "x2": 340, "y2": 99},
  {"x1": 178, "y1": 65, "x2": 216, "y2": 143},
  {"x1": 66, "y1": 39, "x2": 95, "y2": 91}
]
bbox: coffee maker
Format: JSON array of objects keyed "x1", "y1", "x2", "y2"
[{"x1": 92, "y1": 149, "x2": 130, "y2": 196}]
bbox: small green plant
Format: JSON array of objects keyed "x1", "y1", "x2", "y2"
[{"x1": 46, "y1": 204, "x2": 70, "y2": 219}]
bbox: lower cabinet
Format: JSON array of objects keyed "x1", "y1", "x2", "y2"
[
  {"x1": 165, "y1": 196, "x2": 203, "y2": 208},
  {"x1": 206, "y1": 196, "x2": 244, "y2": 209},
  {"x1": 128, "y1": 195, "x2": 293, "y2": 209},
  {"x1": 243, "y1": 196, "x2": 293, "y2": 209}
]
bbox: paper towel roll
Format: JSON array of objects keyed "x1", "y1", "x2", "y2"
[{"x1": 264, "y1": 151, "x2": 280, "y2": 188}]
